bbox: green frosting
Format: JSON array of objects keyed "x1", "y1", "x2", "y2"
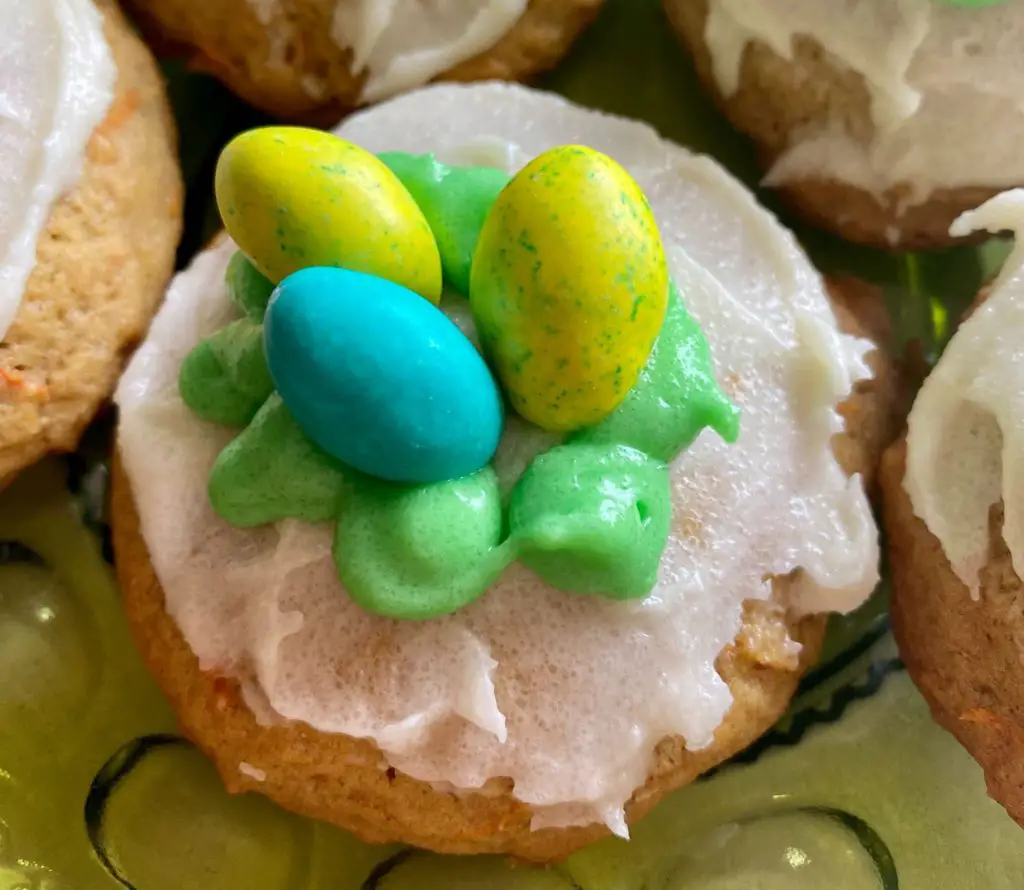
[
  {"x1": 208, "y1": 394, "x2": 346, "y2": 527},
  {"x1": 226, "y1": 251, "x2": 275, "y2": 322},
  {"x1": 574, "y1": 283, "x2": 739, "y2": 459},
  {"x1": 186, "y1": 141, "x2": 740, "y2": 621},
  {"x1": 508, "y1": 444, "x2": 671, "y2": 600},
  {"x1": 332, "y1": 468, "x2": 511, "y2": 620},
  {"x1": 178, "y1": 318, "x2": 275, "y2": 427},
  {"x1": 378, "y1": 152, "x2": 510, "y2": 295}
]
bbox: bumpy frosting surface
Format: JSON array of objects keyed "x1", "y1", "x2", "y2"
[
  {"x1": 0, "y1": 0, "x2": 115, "y2": 340},
  {"x1": 703, "y1": 0, "x2": 1024, "y2": 202},
  {"x1": 905, "y1": 189, "x2": 1024, "y2": 594},
  {"x1": 115, "y1": 83, "x2": 878, "y2": 833}
]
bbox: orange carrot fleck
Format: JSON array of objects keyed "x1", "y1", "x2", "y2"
[
  {"x1": 0, "y1": 368, "x2": 49, "y2": 404},
  {"x1": 97, "y1": 88, "x2": 140, "y2": 136}
]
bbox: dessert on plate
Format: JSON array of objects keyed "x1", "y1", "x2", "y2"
[
  {"x1": 664, "y1": 0, "x2": 1024, "y2": 250},
  {"x1": 112, "y1": 81, "x2": 898, "y2": 861},
  {"x1": 123, "y1": 0, "x2": 605, "y2": 120},
  {"x1": 883, "y1": 187, "x2": 1024, "y2": 829},
  {"x1": 0, "y1": 0, "x2": 182, "y2": 487}
]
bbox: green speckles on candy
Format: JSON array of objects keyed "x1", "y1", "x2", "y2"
[
  {"x1": 226, "y1": 252, "x2": 275, "y2": 322},
  {"x1": 215, "y1": 127, "x2": 442, "y2": 303},
  {"x1": 378, "y1": 152, "x2": 510, "y2": 296},
  {"x1": 574, "y1": 283, "x2": 740, "y2": 460},
  {"x1": 468, "y1": 144, "x2": 669, "y2": 432},
  {"x1": 332, "y1": 468, "x2": 511, "y2": 620},
  {"x1": 208, "y1": 395, "x2": 346, "y2": 527},
  {"x1": 178, "y1": 318, "x2": 274, "y2": 427},
  {"x1": 508, "y1": 443, "x2": 671, "y2": 600},
  {"x1": 188, "y1": 139, "x2": 741, "y2": 619}
]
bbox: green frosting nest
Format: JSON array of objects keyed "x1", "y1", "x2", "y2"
[{"x1": 179, "y1": 152, "x2": 740, "y2": 620}]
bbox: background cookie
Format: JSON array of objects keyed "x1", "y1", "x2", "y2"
[
  {"x1": 662, "y1": 0, "x2": 1005, "y2": 251},
  {"x1": 0, "y1": 0, "x2": 182, "y2": 487},
  {"x1": 124, "y1": 0, "x2": 605, "y2": 121},
  {"x1": 111, "y1": 276, "x2": 899, "y2": 863},
  {"x1": 883, "y1": 439, "x2": 1024, "y2": 828},
  {"x1": 882, "y1": 273, "x2": 1024, "y2": 830}
]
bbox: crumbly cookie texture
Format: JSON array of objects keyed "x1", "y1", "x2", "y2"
[
  {"x1": 123, "y1": 0, "x2": 604, "y2": 122},
  {"x1": 884, "y1": 440, "x2": 1024, "y2": 829},
  {"x1": 111, "y1": 276, "x2": 899, "y2": 863},
  {"x1": 662, "y1": 0, "x2": 1004, "y2": 251},
  {"x1": 883, "y1": 288, "x2": 1024, "y2": 829},
  {"x1": 0, "y1": 0, "x2": 182, "y2": 487}
]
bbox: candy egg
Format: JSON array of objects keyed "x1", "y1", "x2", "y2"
[
  {"x1": 470, "y1": 144, "x2": 669, "y2": 432},
  {"x1": 264, "y1": 266, "x2": 503, "y2": 484},
  {"x1": 215, "y1": 127, "x2": 443, "y2": 303}
]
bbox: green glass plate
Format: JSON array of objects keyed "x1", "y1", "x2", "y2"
[{"x1": 2, "y1": 1, "x2": 1021, "y2": 887}]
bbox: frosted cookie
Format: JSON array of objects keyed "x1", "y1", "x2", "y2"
[
  {"x1": 0, "y1": 0, "x2": 182, "y2": 486},
  {"x1": 883, "y1": 189, "x2": 1024, "y2": 827},
  {"x1": 112, "y1": 82, "x2": 897, "y2": 861},
  {"x1": 664, "y1": 0, "x2": 1024, "y2": 250},
  {"x1": 123, "y1": 0, "x2": 604, "y2": 120}
]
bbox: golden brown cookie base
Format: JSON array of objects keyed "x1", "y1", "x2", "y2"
[
  {"x1": 882, "y1": 440, "x2": 1024, "y2": 828},
  {"x1": 123, "y1": 0, "x2": 605, "y2": 123},
  {"x1": 111, "y1": 278, "x2": 898, "y2": 862},
  {"x1": 0, "y1": 0, "x2": 182, "y2": 487},
  {"x1": 662, "y1": 0, "x2": 1007, "y2": 251}
]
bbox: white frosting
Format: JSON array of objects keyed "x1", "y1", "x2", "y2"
[
  {"x1": 905, "y1": 189, "x2": 1024, "y2": 595},
  {"x1": 333, "y1": 0, "x2": 528, "y2": 103},
  {"x1": 115, "y1": 83, "x2": 878, "y2": 834},
  {"x1": 703, "y1": 0, "x2": 1024, "y2": 207},
  {"x1": 0, "y1": 0, "x2": 115, "y2": 341},
  {"x1": 246, "y1": 0, "x2": 526, "y2": 104}
]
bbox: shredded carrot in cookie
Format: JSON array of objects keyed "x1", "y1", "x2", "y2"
[
  {"x1": 960, "y1": 708, "x2": 1006, "y2": 731},
  {"x1": 0, "y1": 368, "x2": 48, "y2": 404},
  {"x1": 97, "y1": 88, "x2": 140, "y2": 136},
  {"x1": 211, "y1": 676, "x2": 236, "y2": 714}
]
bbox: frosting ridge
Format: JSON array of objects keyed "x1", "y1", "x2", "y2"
[{"x1": 331, "y1": 0, "x2": 527, "y2": 102}]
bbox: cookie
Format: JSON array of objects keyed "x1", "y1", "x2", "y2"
[
  {"x1": 111, "y1": 84, "x2": 898, "y2": 862},
  {"x1": 0, "y1": 0, "x2": 182, "y2": 486},
  {"x1": 111, "y1": 274, "x2": 896, "y2": 862},
  {"x1": 663, "y1": 0, "x2": 1023, "y2": 250},
  {"x1": 883, "y1": 189, "x2": 1024, "y2": 826},
  {"x1": 883, "y1": 442, "x2": 1024, "y2": 828},
  {"x1": 123, "y1": 0, "x2": 605, "y2": 120}
]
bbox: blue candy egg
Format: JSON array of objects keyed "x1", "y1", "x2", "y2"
[{"x1": 264, "y1": 267, "x2": 503, "y2": 484}]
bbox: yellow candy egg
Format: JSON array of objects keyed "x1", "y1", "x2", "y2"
[
  {"x1": 470, "y1": 145, "x2": 669, "y2": 432},
  {"x1": 215, "y1": 126, "x2": 442, "y2": 303}
]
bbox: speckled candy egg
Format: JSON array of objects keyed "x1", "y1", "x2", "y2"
[
  {"x1": 215, "y1": 127, "x2": 442, "y2": 303},
  {"x1": 264, "y1": 267, "x2": 503, "y2": 484},
  {"x1": 470, "y1": 144, "x2": 669, "y2": 432}
]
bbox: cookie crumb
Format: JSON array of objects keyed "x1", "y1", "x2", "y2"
[{"x1": 239, "y1": 761, "x2": 267, "y2": 782}]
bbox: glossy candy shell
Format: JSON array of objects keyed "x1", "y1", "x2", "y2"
[
  {"x1": 215, "y1": 127, "x2": 442, "y2": 302},
  {"x1": 471, "y1": 144, "x2": 668, "y2": 432},
  {"x1": 263, "y1": 266, "x2": 503, "y2": 484}
]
